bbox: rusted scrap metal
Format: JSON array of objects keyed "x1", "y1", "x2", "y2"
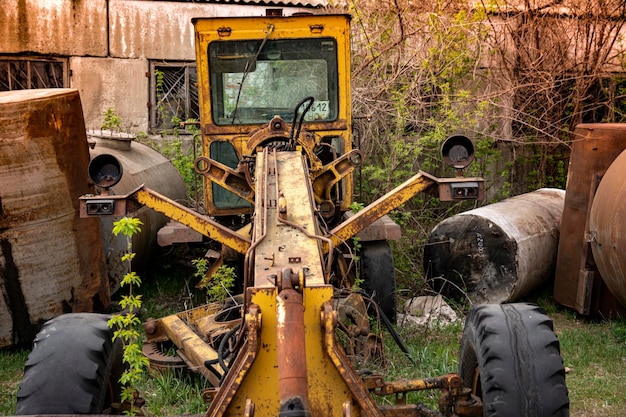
[{"x1": 554, "y1": 123, "x2": 626, "y2": 316}]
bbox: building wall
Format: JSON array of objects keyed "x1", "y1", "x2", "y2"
[
  {"x1": 0, "y1": 0, "x2": 317, "y2": 131},
  {"x1": 70, "y1": 57, "x2": 149, "y2": 130},
  {"x1": 0, "y1": 0, "x2": 109, "y2": 56}
]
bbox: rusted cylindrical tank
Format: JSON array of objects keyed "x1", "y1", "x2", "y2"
[
  {"x1": 424, "y1": 188, "x2": 565, "y2": 304},
  {"x1": 589, "y1": 149, "x2": 626, "y2": 307},
  {"x1": 554, "y1": 124, "x2": 626, "y2": 316},
  {"x1": 0, "y1": 89, "x2": 108, "y2": 347},
  {"x1": 88, "y1": 131, "x2": 187, "y2": 290}
]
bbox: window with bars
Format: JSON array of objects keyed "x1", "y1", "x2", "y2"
[
  {"x1": 0, "y1": 57, "x2": 67, "y2": 91},
  {"x1": 150, "y1": 61, "x2": 199, "y2": 131}
]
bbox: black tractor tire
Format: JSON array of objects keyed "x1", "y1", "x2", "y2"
[
  {"x1": 459, "y1": 303, "x2": 569, "y2": 417},
  {"x1": 360, "y1": 240, "x2": 397, "y2": 323},
  {"x1": 15, "y1": 313, "x2": 123, "y2": 415}
]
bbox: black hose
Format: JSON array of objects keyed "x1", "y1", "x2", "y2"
[
  {"x1": 217, "y1": 323, "x2": 242, "y2": 382},
  {"x1": 289, "y1": 96, "x2": 315, "y2": 149},
  {"x1": 357, "y1": 290, "x2": 416, "y2": 365}
]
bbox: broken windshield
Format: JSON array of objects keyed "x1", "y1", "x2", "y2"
[{"x1": 208, "y1": 38, "x2": 339, "y2": 125}]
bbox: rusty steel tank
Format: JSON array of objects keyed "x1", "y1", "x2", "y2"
[
  {"x1": 87, "y1": 131, "x2": 188, "y2": 291},
  {"x1": 588, "y1": 148, "x2": 626, "y2": 308},
  {"x1": 424, "y1": 188, "x2": 565, "y2": 304},
  {"x1": 0, "y1": 89, "x2": 108, "y2": 347},
  {"x1": 554, "y1": 123, "x2": 626, "y2": 316}
]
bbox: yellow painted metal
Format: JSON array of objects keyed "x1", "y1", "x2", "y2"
[
  {"x1": 311, "y1": 149, "x2": 363, "y2": 213},
  {"x1": 327, "y1": 171, "x2": 436, "y2": 250},
  {"x1": 70, "y1": 11, "x2": 490, "y2": 417},
  {"x1": 158, "y1": 315, "x2": 222, "y2": 386},
  {"x1": 194, "y1": 155, "x2": 255, "y2": 204},
  {"x1": 192, "y1": 14, "x2": 354, "y2": 217},
  {"x1": 131, "y1": 187, "x2": 251, "y2": 254},
  {"x1": 203, "y1": 145, "x2": 385, "y2": 417},
  {"x1": 204, "y1": 303, "x2": 264, "y2": 417},
  {"x1": 177, "y1": 300, "x2": 227, "y2": 326},
  {"x1": 207, "y1": 285, "x2": 382, "y2": 417},
  {"x1": 251, "y1": 149, "x2": 326, "y2": 287}
]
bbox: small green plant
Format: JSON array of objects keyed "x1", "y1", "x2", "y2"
[
  {"x1": 102, "y1": 108, "x2": 122, "y2": 131},
  {"x1": 108, "y1": 217, "x2": 149, "y2": 415},
  {"x1": 196, "y1": 263, "x2": 236, "y2": 303},
  {"x1": 347, "y1": 202, "x2": 365, "y2": 290},
  {"x1": 138, "y1": 136, "x2": 200, "y2": 204},
  {"x1": 184, "y1": 118, "x2": 201, "y2": 135},
  {"x1": 352, "y1": 236, "x2": 364, "y2": 291},
  {"x1": 192, "y1": 257, "x2": 210, "y2": 282},
  {"x1": 350, "y1": 201, "x2": 365, "y2": 213}
]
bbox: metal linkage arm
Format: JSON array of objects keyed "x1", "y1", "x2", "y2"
[
  {"x1": 327, "y1": 171, "x2": 436, "y2": 250},
  {"x1": 327, "y1": 171, "x2": 484, "y2": 250},
  {"x1": 80, "y1": 185, "x2": 251, "y2": 254},
  {"x1": 131, "y1": 187, "x2": 251, "y2": 254}
]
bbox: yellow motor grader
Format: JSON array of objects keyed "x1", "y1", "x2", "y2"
[{"x1": 15, "y1": 11, "x2": 569, "y2": 417}]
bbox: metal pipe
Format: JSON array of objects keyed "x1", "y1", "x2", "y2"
[{"x1": 276, "y1": 268, "x2": 310, "y2": 417}]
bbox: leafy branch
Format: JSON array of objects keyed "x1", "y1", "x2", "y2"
[{"x1": 108, "y1": 217, "x2": 149, "y2": 415}]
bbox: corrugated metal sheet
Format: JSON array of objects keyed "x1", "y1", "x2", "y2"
[{"x1": 150, "y1": 0, "x2": 328, "y2": 8}]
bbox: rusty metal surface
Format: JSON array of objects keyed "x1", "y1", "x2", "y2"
[
  {"x1": 311, "y1": 149, "x2": 363, "y2": 218},
  {"x1": 201, "y1": 0, "x2": 328, "y2": 6},
  {"x1": 363, "y1": 374, "x2": 461, "y2": 396},
  {"x1": 203, "y1": 302, "x2": 263, "y2": 417},
  {"x1": 589, "y1": 148, "x2": 626, "y2": 307},
  {"x1": 276, "y1": 271, "x2": 310, "y2": 413},
  {"x1": 335, "y1": 294, "x2": 371, "y2": 349},
  {"x1": 425, "y1": 188, "x2": 565, "y2": 304},
  {"x1": 89, "y1": 134, "x2": 187, "y2": 291},
  {"x1": 328, "y1": 172, "x2": 436, "y2": 250},
  {"x1": 554, "y1": 123, "x2": 626, "y2": 315},
  {"x1": 81, "y1": 185, "x2": 253, "y2": 254},
  {"x1": 153, "y1": 314, "x2": 223, "y2": 386},
  {"x1": 194, "y1": 14, "x2": 355, "y2": 218},
  {"x1": 0, "y1": 88, "x2": 107, "y2": 348},
  {"x1": 320, "y1": 302, "x2": 384, "y2": 417},
  {"x1": 251, "y1": 150, "x2": 326, "y2": 287},
  {"x1": 143, "y1": 299, "x2": 243, "y2": 376},
  {"x1": 194, "y1": 155, "x2": 255, "y2": 204},
  {"x1": 132, "y1": 188, "x2": 252, "y2": 254},
  {"x1": 142, "y1": 341, "x2": 186, "y2": 371}
]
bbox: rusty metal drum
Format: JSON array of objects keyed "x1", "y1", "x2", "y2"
[
  {"x1": 0, "y1": 89, "x2": 108, "y2": 347},
  {"x1": 589, "y1": 148, "x2": 626, "y2": 307},
  {"x1": 424, "y1": 188, "x2": 565, "y2": 304}
]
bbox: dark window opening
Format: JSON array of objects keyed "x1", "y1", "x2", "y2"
[
  {"x1": 0, "y1": 57, "x2": 67, "y2": 91},
  {"x1": 150, "y1": 61, "x2": 199, "y2": 131}
]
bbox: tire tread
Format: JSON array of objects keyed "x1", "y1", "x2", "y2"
[
  {"x1": 15, "y1": 313, "x2": 121, "y2": 415},
  {"x1": 459, "y1": 303, "x2": 569, "y2": 417}
]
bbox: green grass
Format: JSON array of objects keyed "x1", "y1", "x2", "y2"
[
  {"x1": 552, "y1": 311, "x2": 626, "y2": 417},
  {"x1": 0, "y1": 348, "x2": 29, "y2": 415},
  {"x1": 376, "y1": 319, "x2": 462, "y2": 408},
  {"x1": 139, "y1": 371, "x2": 210, "y2": 416}
]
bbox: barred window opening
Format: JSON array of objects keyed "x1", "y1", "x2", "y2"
[
  {"x1": 0, "y1": 57, "x2": 67, "y2": 91},
  {"x1": 150, "y1": 61, "x2": 199, "y2": 132}
]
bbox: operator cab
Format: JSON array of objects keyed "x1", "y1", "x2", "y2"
[{"x1": 192, "y1": 14, "x2": 354, "y2": 220}]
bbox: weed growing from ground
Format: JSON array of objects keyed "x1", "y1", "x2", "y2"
[
  {"x1": 108, "y1": 217, "x2": 149, "y2": 415},
  {"x1": 197, "y1": 263, "x2": 236, "y2": 303}
]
